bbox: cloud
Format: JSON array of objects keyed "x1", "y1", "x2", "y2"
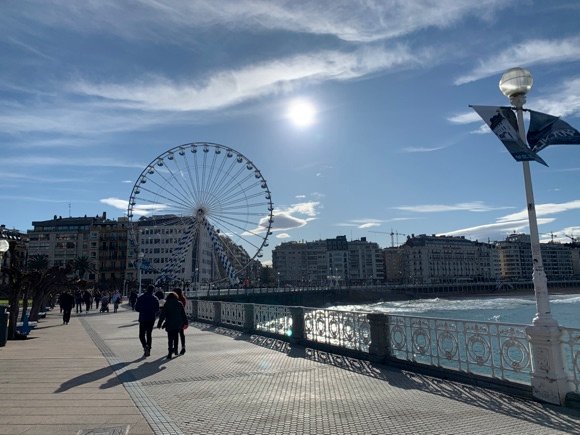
[
  {"x1": 455, "y1": 37, "x2": 580, "y2": 85},
  {"x1": 100, "y1": 197, "x2": 168, "y2": 216},
  {"x1": 6, "y1": 1, "x2": 509, "y2": 44},
  {"x1": 0, "y1": 156, "x2": 144, "y2": 169},
  {"x1": 337, "y1": 218, "x2": 383, "y2": 229},
  {"x1": 269, "y1": 212, "x2": 308, "y2": 231},
  {"x1": 281, "y1": 201, "x2": 320, "y2": 218},
  {"x1": 400, "y1": 145, "x2": 447, "y2": 153},
  {"x1": 395, "y1": 201, "x2": 512, "y2": 213},
  {"x1": 0, "y1": 172, "x2": 88, "y2": 183},
  {"x1": 497, "y1": 200, "x2": 580, "y2": 223},
  {"x1": 241, "y1": 201, "x2": 322, "y2": 236},
  {"x1": 70, "y1": 46, "x2": 425, "y2": 112},
  {"x1": 447, "y1": 111, "x2": 481, "y2": 125},
  {"x1": 0, "y1": 195, "x2": 80, "y2": 204},
  {"x1": 276, "y1": 233, "x2": 291, "y2": 239},
  {"x1": 441, "y1": 218, "x2": 556, "y2": 240},
  {"x1": 440, "y1": 199, "x2": 580, "y2": 241}
]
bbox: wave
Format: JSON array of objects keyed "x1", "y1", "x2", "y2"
[
  {"x1": 329, "y1": 294, "x2": 580, "y2": 328},
  {"x1": 330, "y1": 294, "x2": 579, "y2": 315}
]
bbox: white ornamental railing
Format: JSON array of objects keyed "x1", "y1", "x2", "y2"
[{"x1": 191, "y1": 300, "x2": 580, "y2": 399}]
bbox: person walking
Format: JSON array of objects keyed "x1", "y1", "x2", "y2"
[
  {"x1": 157, "y1": 292, "x2": 188, "y2": 359},
  {"x1": 173, "y1": 288, "x2": 188, "y2": 355},
  {"x1": 135, "y1": 285, "x2": 159, "y2": 357},
  {"x1": 94, "y1": 291, "x2": 101, "y2": 311},
  {"x1": 112, "y1": 290, "x2": 121, "y2": 313},
  {"x1": 59, "y1": 291, "x2": 74, "y2": 325},
  {"x1": 129, "y1": 290, "x2": 138, "y2": 310},
  {"x1": 74, "y1": 290, "x2": 83, "y2": 314},
  {"x1": 83, "y1": 290, "x2": 92, "y2": 313}
]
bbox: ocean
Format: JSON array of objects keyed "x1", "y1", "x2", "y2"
[{"x1": 330, "y1": 293, "x2": 580, "y2": 329}]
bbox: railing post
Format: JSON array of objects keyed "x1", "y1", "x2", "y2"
[
  {"x1": 368, "y1": 313, "x2": 390, "y2": 363},
  {"x1": 189, "y1": 299, "x2": 198, "y2": 322},
  {"x1": 244, "y1": 304, "x2": 255, "y2": 333},
  {"x1": 213, "y1": 301, "x2": 222, "y2": 326},
  {"x1": 526, "y1": 325, "x2": 570, "y2": 404},
  {"x1": 289, "y1": 306, "x2": 305, "y2": 344}
]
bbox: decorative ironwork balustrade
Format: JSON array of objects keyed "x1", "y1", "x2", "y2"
[
  {"x1": 197, "y1": 300, "x2": 214, "y2": 322},
  {"x1": 254, "y1": 304, "x2": 292, "y2": 336},
  {"x1": 388, "y1": 315, "x2": 532, "y2": 384},
  {"x1": 220, "y1": 302, "x2": 245, "y2": 328},
  {"x1": 304, "y1": 309, "x2": 371, "y2": 353},
  {"x1": 560, "y1": 327, "x2": 580, "y2": 393},
  {"x1": 188, "y1": 299, "x2": 580, "y2": 400}
]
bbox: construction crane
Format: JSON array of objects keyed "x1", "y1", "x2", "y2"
[
  {"x1": 369, "y1": 229, "x2": 407, "y2": 248},
  {"x1": 564, "y1": 233, "x2": 578, "y2": 243}
]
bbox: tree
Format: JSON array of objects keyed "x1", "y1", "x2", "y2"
[
  {"x1": 72, "y1": 256, "x2": 95, "y2": 280},
  {"x1": 26, "y1": 255, "x2": 71, "y2": 322},
  {"x1": 1, "y1": 241, "x2": 27, "y2": 340}
]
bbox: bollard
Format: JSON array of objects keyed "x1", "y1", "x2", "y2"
[
  {"x1": 368, "y1": 313, "x2": 390, "y2": 363},
  {"x1": 289, "y1": 306, "x2": 305, "y2": 344},
  {"x1": 0, "y1": 306, "x2": 8, "y2": 347},
  {"x1": 243, "y1": 304, "x2": 255, "y2": 333}
]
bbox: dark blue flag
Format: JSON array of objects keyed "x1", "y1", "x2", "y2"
[
  {"x1": 527, "y1": 110, "x2": 580, "y2": 152},
  {"x1": 471, "y1": 105, "x2": 547, "y2": 166}
]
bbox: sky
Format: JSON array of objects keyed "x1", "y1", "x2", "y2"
[{"x1": 1, "y1": 0, "x2": 580, "y2": 265}]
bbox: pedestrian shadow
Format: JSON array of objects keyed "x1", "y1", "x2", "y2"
[
  {"x1": 118, "y1": 321, "x2": 139, "y2": 328},
  {"x1": 34, "y1": 324, "x2": 62, "y2": 330},
  {"x1": 100, "y1": 357, "x2": 167, "y2": 389},
  {"x1": 204, "y1": 325, "x2": 580, "y2": 434},
  {"x1": 54, "y1": 357, "x2": 143, "y2": 393}
]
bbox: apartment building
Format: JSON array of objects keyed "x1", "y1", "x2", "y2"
[
  {"x1": 495, "y1": 233, "x2": 575, "y2": 281},
  {"x1": 272, "y1": 236, "x2": 385, "y2": 286},
  {"x1": 390, "y1": 234, "x2": 499, "y2": 285}
]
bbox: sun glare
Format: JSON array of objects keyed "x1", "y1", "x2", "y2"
[{"x1": 287, "y1": 99, "x2": 316, "y2": 127}]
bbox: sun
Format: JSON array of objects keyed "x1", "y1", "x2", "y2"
[{"x1": 287, "y1": 99, "x2": 317, "y2": 127}]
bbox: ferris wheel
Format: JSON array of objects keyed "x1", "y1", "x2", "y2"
[{"x1": 128, "y1": 142, "x2": 274, "y2": 287}]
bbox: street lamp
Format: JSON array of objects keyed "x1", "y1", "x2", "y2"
[
  {"x1": 137, "y1": 252, "x2": 144, "y2": 294},
  {"x1": 498, "y1": 67, "x2": 554, "y2": 326},
  {"x1": 498, "y1": 67, "x2": 567, "y2": 404}
]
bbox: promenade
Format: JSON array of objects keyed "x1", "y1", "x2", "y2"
[{"x1": 0, "y1": 305, "x2": 578, "y2": 434}]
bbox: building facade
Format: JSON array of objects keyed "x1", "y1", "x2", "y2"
[
  {"x1": 495, "y1": 233, "x2": 576, "y2": 281},
  {"x1": 387, "y1": 234, "x2": 499, "y2": 285},
  {"x1": 272, "y1": 236, "x2": 385, "y2": 286}
]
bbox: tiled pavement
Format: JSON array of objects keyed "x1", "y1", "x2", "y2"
[{"x1": 1, "y1": 305, "x2": 579, "y2": 434}]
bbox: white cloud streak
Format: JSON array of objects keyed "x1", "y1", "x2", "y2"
[
  {"x1": 400, "y1": 145, "x2": 447, "y2": 153},
  {"x1": 7, "y1": 1, "x2": 508, "y2": 44},
  {"x1": 70, "y1": 46, "x2": 425, "y2": 112},
  {"x1": 395, "y1": 201, "x2": 512, "y2": 213},
  {"x1": 455, "y1": 37, "x2": 580, "y2": 85},
  {"x1": 440, "y1": 199, "x2": 580, "y2": 241},
  {"x1": 0, "y1": 156, "x2": 144, "y2": 169},
  {"x1": 497, "y1": 200, "x2": 580, "y2": 223}
]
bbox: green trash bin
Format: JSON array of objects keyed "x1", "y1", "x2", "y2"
[{"x1": 0, "y1": 306, "x2": 8, "y2": 347}]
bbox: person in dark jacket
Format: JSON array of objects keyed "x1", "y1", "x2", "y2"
[
  {"x1": 129, "y1": 290, "x2": 138, "y2": 310},
  {"x1": 173, "y1": 288, "x2": 188, "y2": 355},
  {"x1": 83, "y1": 290, "x2": 92, "y2": 312},
  {"x1": 135, "y1": 285, "x2": 160, "y2": 357},
  {"x1": 59, "y1": 291, "x2": 75, "y2": 325},
  {"x1": 157, "y1": 292, "x2": 188, "y2": 359}
]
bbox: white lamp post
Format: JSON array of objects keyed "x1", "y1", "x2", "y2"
[
  {"x1": 137, "y1": 252, "x2": 144, "y2": 294},
  {"x1": 499, "y1": 67, "x2": 567, "y2": 404}
]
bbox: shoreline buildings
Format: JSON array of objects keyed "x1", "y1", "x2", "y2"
[{"x1": 4, "y1": 213, "x2": 580, "y2": 291}]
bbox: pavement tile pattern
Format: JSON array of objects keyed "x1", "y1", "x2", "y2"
[{"x1": 1, "y1": 305, "x2": 579, "y2": 434}]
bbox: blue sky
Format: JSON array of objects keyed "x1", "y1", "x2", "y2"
[{"x1": 1, "y1": 0, "x2": 580, "y2": 264}]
